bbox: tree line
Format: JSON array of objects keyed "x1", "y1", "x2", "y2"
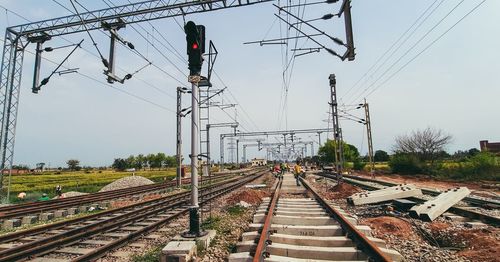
[
  {"x1": 315, "y1": 127, "x2": 499, "y2": 181},
  {"x1": 111, "y1": 153, "x2": 177, "y2": 171}
]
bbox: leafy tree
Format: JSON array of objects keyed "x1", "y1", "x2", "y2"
[
  {"x1": 12, "y1": 164, "x2": 30, "y2": 170},
  {"x1": 112, "y1": 158, "x2": 128, "y2": 171},
  {"x1": 136, "y1": 154, "x2": 146, "y2": 170},
  {"x1": 374, "y1": 150, "x2": 390, "y2": 162},
  {"x1": 125, "y1": 155, "x2": 136, "y2": 169},
  {"x1": 393, "y1": 127, "x2": 452, "y2": 163},
  {"x1": 318, "y1": 139, "x2": 360, "y2": 164},
  {"x1": 66, "y1": 159, "x2": 80, "y2": 171},
  {"x1": 164, "y1": 155, "x2": 177, "y2": 167}
]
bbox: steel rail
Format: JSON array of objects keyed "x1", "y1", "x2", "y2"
[
  {"x1": 0, "y1": 171, "x2": 242, "y2": 218},
  {"x1": 315, "y1": 172, "x2": 500, "y2": 227},
  {"x1": 0, "y1": 169, "x2": 267, "y2": 261},
  {"x1": 0, "y1": 174, "x2": 245, "y2": 244},
  {"x1": 0, "y1": 168, "x2": 248, "y2": 213},
  {"x1": 253, "y1": 177, "x2": 282, "y2": 262},
  {"x1": 299, "y1": 177, "x2": 392, "y2": 262},
  {"x1": 74, "y1": 170, "x2": 268, "y2": 261}
]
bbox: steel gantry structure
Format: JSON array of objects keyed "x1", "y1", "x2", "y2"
[
  {"x1": 220, "y1": 128, "x2": 332, "y2": 164},
  {"x1": 0, "y1": 0, "x2": 274, "y2": 197}
]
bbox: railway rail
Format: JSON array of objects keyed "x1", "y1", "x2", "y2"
[
  {"x1": 314, "y1": 172, "x2": 500, "y2": 227},
  {"x1": 229, "y1": 173, "x2": 401, "y2": 261},
  {"x1": 0, "y1": 168, "x2": 268, "y2": 261},
  {"x1": 0, "y1": 169, "x2": 248, "y2": 221}
]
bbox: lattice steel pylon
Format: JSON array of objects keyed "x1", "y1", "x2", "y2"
[{"x1": 0, "y1": 0, "x2": 273, "y2": 199}]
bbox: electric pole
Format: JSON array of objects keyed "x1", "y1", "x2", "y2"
[
  {"x1": 329, "y1": 74, "x2": 344, "y2": 180},
  {"x1": 364, "y1": 98, "x2": 375, "y2": 177}
]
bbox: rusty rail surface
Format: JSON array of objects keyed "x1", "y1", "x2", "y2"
[
  {"x1": 300, "y1": 177, "x2": 392, "y2": 262},
  {"x1": 0, "y1": 172, "x2": 238, "y2": 220},
  {"x1": 0, "y1": 169, "x2": 268, "y2": 261},
  {"x1": 253, "y1": 177, "x2": 282, "y2": 262}
]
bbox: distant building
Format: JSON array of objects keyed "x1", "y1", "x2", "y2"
[
  {"x1": 479, "y1": 140, "x2": 500, "y2": 155},
  {"x1": 251, "y1": 158, "x2": 267, "y2": 166}
]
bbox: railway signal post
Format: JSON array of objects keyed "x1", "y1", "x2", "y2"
[{"x1": 183, "y1": 21, "x2": 207, "y2": 238}]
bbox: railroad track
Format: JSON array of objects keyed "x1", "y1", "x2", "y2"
[
  {"x1": 229, "y1": 173, "x2": 402, "y2": 261},
  {"x1": 0, "y1": 170, "x2": 246, "y2": 222},
  {"x1": 314, "y1": 172, "x2": 500, "y2": 227},
  {"x1": 0, "y1": 168, "x2": 268, "y2": 261}
]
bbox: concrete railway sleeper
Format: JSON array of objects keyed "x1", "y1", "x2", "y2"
[
  {"x1": 0, "y1": 169, "x2": 268, "y2": 261},
  {"x1": 315, "y1": 172, "x2": 500, "y2": 227},
  {"x1": 229, "y1": 173, "x2": 402, "y2": 262},
  {"x1": 341, "y1": 174, "x2": 500, "y2": 209}
]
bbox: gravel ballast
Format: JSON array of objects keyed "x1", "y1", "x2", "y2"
[{"x1": 99, "y1": 176, "x2": 154, "y2": 192}]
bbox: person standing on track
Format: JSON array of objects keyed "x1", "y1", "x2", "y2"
[{"x1": 294, "y1": 162, "x2": 302, "y2": 186}]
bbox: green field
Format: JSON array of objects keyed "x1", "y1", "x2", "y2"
[{"x1": 1, "y1": 169, "x2": 176, "y2": 202}]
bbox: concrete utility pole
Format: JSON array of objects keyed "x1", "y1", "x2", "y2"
[
  {"x1": 189, "y1": 79, "x2": 201, "y2": 235},
  {"x1": 364, "y1": 98, "x2": 375, "y2": 177},
  {"x1": 329, "y1": 74, "x2": 344, "y2": 179}
]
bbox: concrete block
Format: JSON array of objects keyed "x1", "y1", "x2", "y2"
[
  {"x1": 67, "y1": 208, "x2": 79, "y2": 216},
  {"x1": 21, "y1": 216, "x2": 38, "y2": 225},
  {"x1": 3, "y1": 219, "x2": 21, "y2": 229},
  {"x1": 40, "y1": 212, "x2": 54, "y2": 221},
  {"x1": 228, "y1": 252, "x2": 252, "y2": 262},
  {"x1": 418, "y1": 187, "x2": 471, "y2": 222},
  {"x1": 348, "y1": 185, "x2": 423, "y2": 205},
  {"x1": 54, "y1": 209, "x2": 68, "y2": 218},
  {"x1": 465, "y1": 221, "x2": 488, "y2": 228},
  {"x1": 267, "y1": 243, "x2": 366, "y2": 260},
  {"x1": 160, "y1": 241, "x2": 197, "y2": 262},
  {"x1": 269, "y1": 234, "x2": 352, "y2": 247},
  {"x1": 172, "y1": 230, "x2": 216, "y2": 251}
]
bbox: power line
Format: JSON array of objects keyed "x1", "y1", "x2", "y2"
[
  {"x1": 342, "y1": 0, "x2": 441, "y2": 98},
  {"x1": 348, "y1": 0, "x2": 467, "y2": 104},
  {"x1": 0, "y1": 37, "x2": 176, "y2": 113},
  {"x1": 363, "y1": 0, "x2": 486, "y2": 100}
]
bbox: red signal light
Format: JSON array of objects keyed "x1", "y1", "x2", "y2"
[{"x1": 192, "y1": 43, "x2": 199, "y2": 49}]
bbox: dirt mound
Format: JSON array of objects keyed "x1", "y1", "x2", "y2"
[
  {"x1": 427, "y1": 223, "x2": 500, "y2": 261},
  {"x1": 99, "y1": 176, "x2": 154, "y2": 192},
  {"x1": 325, "y1": 182, "x2": 362, "y2": 199},
  {"x1": 362, "y1": 216, "x2": 414, "y2": 238},
  {"x1": 226, "y1": 189, "x2": 269, "y2": 206}
]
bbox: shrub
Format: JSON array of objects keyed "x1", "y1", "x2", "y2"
[
  {"x1": 352, "y1": 159, "x2": 366, "y2": 171},
  {"x1": 388, "y1": 154, "x2": 423, "y2": 175}
]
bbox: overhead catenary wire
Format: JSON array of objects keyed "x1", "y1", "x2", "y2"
[
  {"x1": 0, "y1": 37, "x2": 176, "y2": 114},
  {"x1": 51, "y1": 0, "x2": 185, "y2": 87},
  {"x1": 362, "y1": 0, "x2": 487, "y2": 100},
  {"x1": 348, "y1": 0, "x2": 467, "y2": 104},
  {"x1": 342, "y1": 0, "x2": 441, "y2": 98}
]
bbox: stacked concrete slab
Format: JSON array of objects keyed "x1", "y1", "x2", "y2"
[
  {"x1": 410, "y1": 187, "x2": 470, "y2": 221},
  {"x1": 228, "y1": 173, "x2": 402, "y2": 261},
  {"x1": 348, "y1": 184, "x2": 423, "y2": 205}
]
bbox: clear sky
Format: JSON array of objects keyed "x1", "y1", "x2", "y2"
[{"x1": 0, "y1": 0, "x2": 498, "y2": 167}]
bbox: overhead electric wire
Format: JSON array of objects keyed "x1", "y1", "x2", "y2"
[
  {"x1": 68, "y1": 0, "x2": 109, "y2": 68},
  {"x1": 345, "y1": 0, "x2": 445, "y2": 102},
  {"x1": 348, "y1": 0, "x2": 467, "y2": 104},
  {"x1": 363, "y1": 0, "x2": 487, "y2": 100},
  {"x1": 51, "y1": 0, "x2": 185, "y2": 88},
  {"x1": 342, "y1": 0, "x2": 441, "y2": 98},
  {"x1": 0, "y1": 37, "x2": 175, "y2": 113}
]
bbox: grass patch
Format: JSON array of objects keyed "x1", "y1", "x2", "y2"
[
  {"x1": 131, "y1": 245, "x2": 162, "y2": 262},
  {"x1": 1, "y1": 169, "x2": 176, "y2": 202},
  {"x1": 201, "y1": 215, "x2": 221, "y2": 230},
  {"x1": 227, "y1": 205, "x2": 247, "y2": 216}
]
